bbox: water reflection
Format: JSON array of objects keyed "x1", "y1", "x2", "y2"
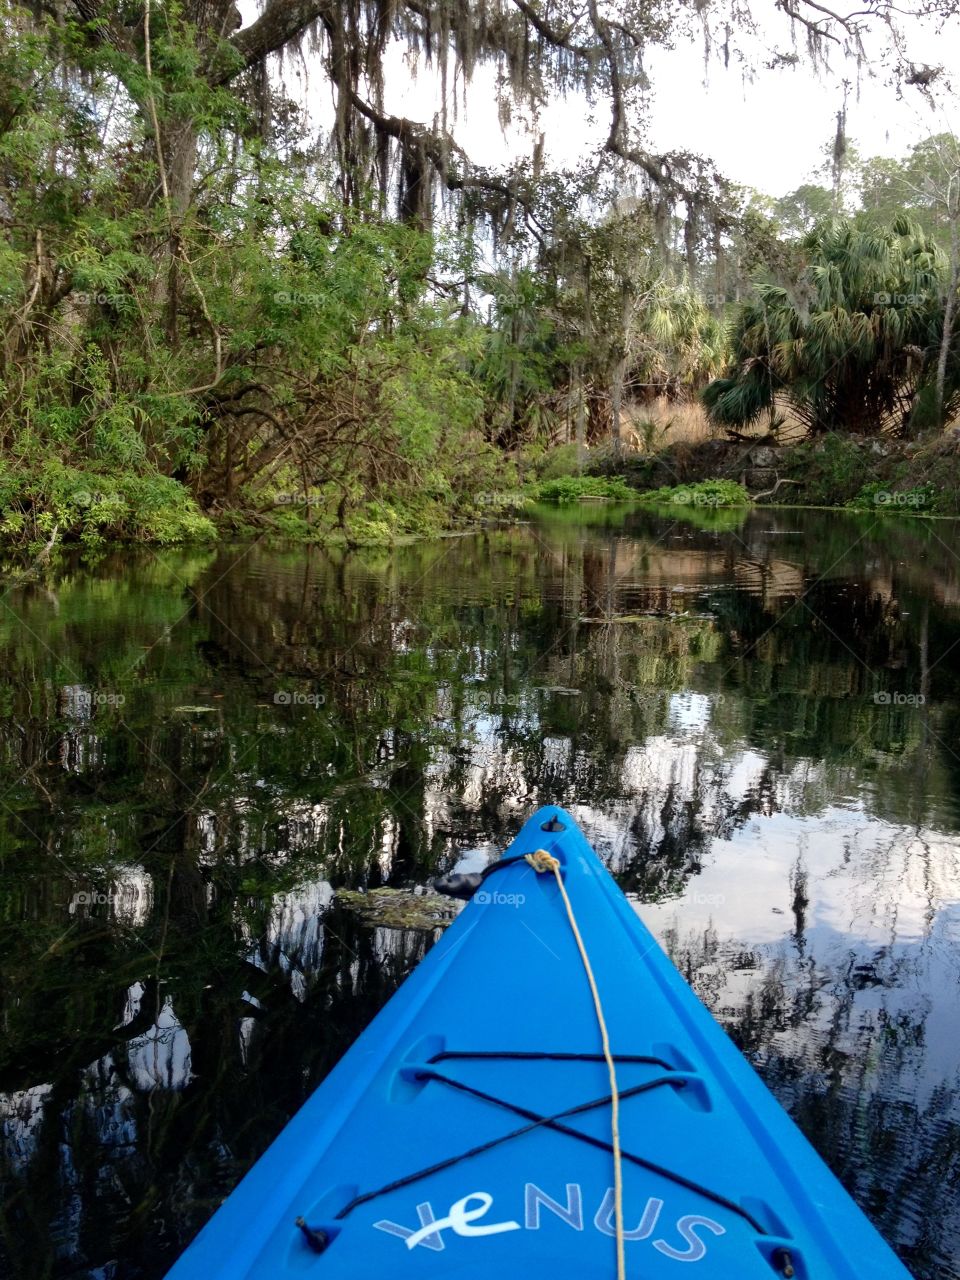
[{"x1": 1, "y1": 509, "x2": 960, "y2": 1278}]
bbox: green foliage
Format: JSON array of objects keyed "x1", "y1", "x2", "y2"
[
  {"x1": 0, "y1": 0, "x2": 507, "y2": 550},
  {"x1": 846, "y1": 480, "x2": 936, "y2": 515},
  {"x1": 534, "y1": 443, "x2": 586, "y2": 480},
  {"x1": 704, "y1": 216, "x2": 955, "y2": 436},
  {"x1": 3, "y1": 0, "x2": 960, "y2": 548},
  {"x1": 637, "y1": 479, "x2": 752, "y2": 508},
  {"x1": 0, "y1": 460, "x2": 216, "y2": 551},
  {"x1": 856, "y1": 135, "x2": 960, "y2": 252},
  {"x1": 774, "y1": 184, "x2": 835, "y2": 239},
  {"x1": 527, "y1": 475, "x2": 635, "y2": 504},
  {"x1": 779, "y1": 435, "x2": 874, "y2": 506},
  {"x1": 475, "y1": 269, "x2": 563, "y2": 444},
  {"x1": 631, "y1": 287, "x2": 728, "y2": 391}
]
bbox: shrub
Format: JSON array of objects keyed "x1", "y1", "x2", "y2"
[
  {"x1": 527, "y1": 475, "x2": 635, "y2": 504},
  {"x1": 780, "y1": 436, "x2": 873, "y2": 506},
  {"x1": 846, "y1": 480, "x2": 936, "y2": 514},
  {"x1": 637, "y1": 479, "x2": 752, "y2": 508},
  {"x1": 537, "y1": 443, "x2": 587, "y2": 481}
]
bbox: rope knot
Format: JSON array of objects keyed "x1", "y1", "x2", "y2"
[{"x1": 525, "y1": 849, "x2": 560, "y2": 874}]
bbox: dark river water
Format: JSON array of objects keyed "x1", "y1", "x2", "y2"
[{"x1": 2, "y1": 505, "x2": 960, "y2": 1280}]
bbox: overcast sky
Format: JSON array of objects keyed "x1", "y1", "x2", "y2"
[{"x1": 263, "y1": 6, "x2": 960, "y2": 198}]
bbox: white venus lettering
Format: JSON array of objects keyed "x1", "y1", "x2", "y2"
[
  {"x1": 653, "y1": 1214, "x2": 727, "y2": 1262},
  {"x1": 372, "y1": 1184, "x2": 727, "y2": 1261},
  {"x1": 389, "y1": 1191, "x2": 521, "y2": 1251},
  {"x1": 525, "y1": 1183, "x2": 583, "y2": 1230},
  {"x1": 595, "y1": 1190, "x2": 663, "y2": 1240}
]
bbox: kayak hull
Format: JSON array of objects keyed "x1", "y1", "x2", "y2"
[{"x1": 165, "y1": 806, "x2": 913, "y2": 1279}]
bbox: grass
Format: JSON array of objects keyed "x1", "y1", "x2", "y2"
[
  {"x1": 622, "y1": 397, "x2": 807, "y2": 450},
  {"x1": 622, "y1": 398, "x2": 715, "y2": 450}
]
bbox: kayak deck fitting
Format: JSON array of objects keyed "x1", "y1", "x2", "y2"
[{"x1": 165, "y1": 806, "x2": 914, "y2": 1279}]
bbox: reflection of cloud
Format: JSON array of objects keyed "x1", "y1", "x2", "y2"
[
  {"x1": 372, "y1": 926, "x2": 436, "y2": 963},
  {"x1": 59, "y1": 729, "x2": 102, "y2": 774},
  {"x1": 940, "y1": 901, "x2": 960, "y2": 947},
  {"x1": 59, "y1": 684, "x2": 93, "y2": 721},
  {"x1": 541, "y1": 736, "x2": 571, "y2": 770},
  {"x1": 198, "y1": 797, "x2": 333, "y2": 864},
  {"x1": 721, "y1": 750, "x2": 769, "y2": 806},
  {"x1": 451, "y1": 845, "x2": 497, "y2": 875},
  {"x1": 239, "y1": 1016, "x2": 257, "y2": 1067},
  {"x1": 127, "y1": 996, "x2": 192, "y2": 1092},
  {"x1": 81, "y1": 1054, "x2": 137, "y2": 1150}
]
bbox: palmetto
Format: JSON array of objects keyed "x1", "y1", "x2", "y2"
[{"x1": 703, "y1": 217, "x2": 952, "y2": 435}]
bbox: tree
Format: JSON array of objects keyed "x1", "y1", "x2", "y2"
[
  {"x1": 475, "y1": 269, "x2": 563, "y2": 448},
  {"x1": 934, "y1": 167, "x2": 960, "y2": 429},
  {"x1": 855, "y1": 134, "x2": 960, "y2": 428},
  {"x1": 775, "y1": 184, "x2": 835, "y2": 238},
  {"x1": 857, "y1": 134, "x2": 960, "y2": 250},
  {"x1": 703, "y1": 217, "x2": 954, "y2": 436},
  {"x1": 42, "y1": 0, "x2": 960, "y2": 237},
  {"x1": 3, "y1": 0, "x2": 960, "y2": 545}
]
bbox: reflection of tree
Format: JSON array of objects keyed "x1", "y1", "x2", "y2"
[
  {"x1": 2, "y1": 509, "x2": 960, "y2": 1277},
  {"x1": 653, "y1": 882, "x2": 960, "y2": 1280}
]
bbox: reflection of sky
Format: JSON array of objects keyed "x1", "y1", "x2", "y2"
[
  {"x1": 636, "y1": 805, "x2": 960, "y2": 949},
  {"x1": 127, "y1": 997, "x2": 193, "y2": 1092},
  {"x1": 667, "y1": 691, "x2": 713, "y2": 733},
  {"x1": 636, "y1": 803, "x2": 960, "y2": 1107},
  {"x1": 428, "y1": 679, "x2": 960, "y2": 1126},
  {"x1": 245, "y1": 880, "x2": 334, "y2": 999},
  {"x1": 429, "y1": 683, "x2": 960, "y2": 1077},
  {"x1": 0, "y1": 1083, "x2": 53, "y2": 1171}
]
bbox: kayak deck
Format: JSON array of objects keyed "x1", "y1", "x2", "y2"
[{"x1": 165, "y1": 806, "x2": 914, "y2": 1279}]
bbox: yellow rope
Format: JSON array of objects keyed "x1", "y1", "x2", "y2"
[{"x1": 525, "y1": 849, "x2": 625, "y2": 1280}]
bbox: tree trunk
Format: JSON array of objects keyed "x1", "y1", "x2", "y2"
[
  {"x1": 935, "y1": 175, "x2": 959, "y2": 430},
  {"x1": 610, "y1": 282, "x2": 631, "y2": 459},
  {"x1": 610, "y1": 363, "x2": 623, "y2": 459},
  {"x1": 576, "y1": 369, "x2": 586, "y2": 473}
]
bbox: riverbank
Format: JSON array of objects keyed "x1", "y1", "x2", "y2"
[
  {"x1": 591, "y1": 432, "x2": 960, "y2": 516},
  {"x1": 0, "y1": 460, "x2": 490, "y2": 557},
  {"x1": 4, "y1": 430, "x2": 960, "y2": 563}
]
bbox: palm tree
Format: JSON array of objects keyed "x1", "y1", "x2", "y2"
[
  {"x1": 703, "y1": 217, "x2": 954, "y2": 436},
  {"x1": 631, "y1": 287, "x2": 728, "y2": 398}
]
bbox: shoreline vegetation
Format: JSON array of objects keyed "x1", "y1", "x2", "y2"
[
  {"x1": 7, "y1": 425, "x2": 960, "y2": 566},
  {"x1": 3, "y1": 430, "x2": 960, "y2": 566},
  {"x1": 2, "y1": 3, "x2": 960, "y2": 559}
]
